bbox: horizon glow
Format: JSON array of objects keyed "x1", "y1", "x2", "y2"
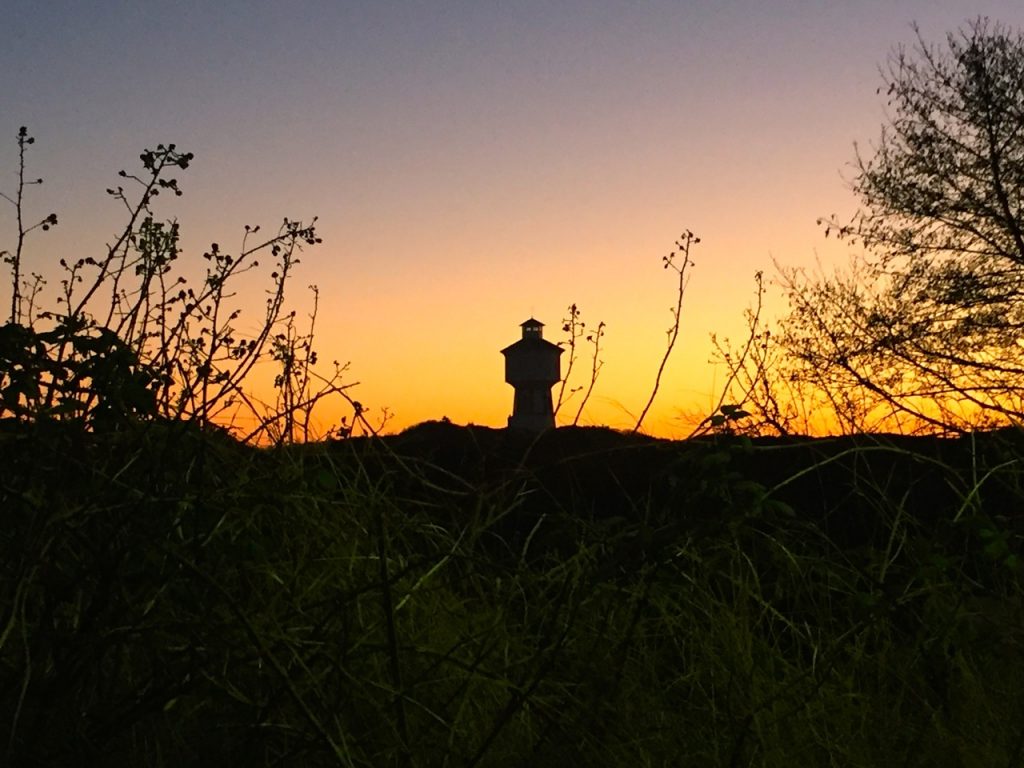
[{"x1": 3, "y1": 1, "x2": 1023, "y2": 437}]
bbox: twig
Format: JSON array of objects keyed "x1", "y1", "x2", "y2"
[{"x1": 634, "y1": 231, "x2": 698, "y2": 433}]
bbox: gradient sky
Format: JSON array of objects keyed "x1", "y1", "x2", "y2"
[{"x1": 3, "y1": 1, "x2": 1023, "y2": 436}]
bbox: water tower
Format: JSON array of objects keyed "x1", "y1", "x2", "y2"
[{"x1": 500, "y1": 318, "x2": 563, "y2": 431}]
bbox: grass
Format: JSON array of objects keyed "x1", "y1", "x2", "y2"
[{"x1": 1, "y1": 421, "x2": 1023, "y2": 766}]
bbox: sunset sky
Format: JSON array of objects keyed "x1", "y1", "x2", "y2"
[{"x1": 3, "y1": 1, "x2": 1023, "y2": 437}]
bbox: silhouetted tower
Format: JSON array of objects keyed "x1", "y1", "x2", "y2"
[{"x1": 501, "y1": 318, "x2": 563, "y2": 431}]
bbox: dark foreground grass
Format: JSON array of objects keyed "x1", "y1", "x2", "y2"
[{"x1": 2, "y1": 421, "x2": 1023, "y2": 766}]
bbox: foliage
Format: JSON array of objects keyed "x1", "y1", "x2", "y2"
[
  {"x1": 0, "y1": 127, "x2": 361, "y2": 440},
  {"x1": 2, "y1": 422, "x2": 1024, "y2": 765},
  {"x1": 694, "y1": 271, "x2": 808, "y2": 437},
  {"x1": 7, "y1": 38, "x2": 1024, "y2": 761},
  {"x1": 783, "y1": 19, "x2": 1024, "y2": 433}
]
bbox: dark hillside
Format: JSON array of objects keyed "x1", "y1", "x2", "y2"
[
  {"x1": 339, "y1": 422, "x2": 1024, "y2": 553},
  {"x1": 3, "y1": 419, "x2": 1024, "y2": 765}
]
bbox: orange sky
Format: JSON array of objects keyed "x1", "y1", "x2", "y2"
[{"x1": 3, "y1": 2, "x2": 1023, "y2": 437}]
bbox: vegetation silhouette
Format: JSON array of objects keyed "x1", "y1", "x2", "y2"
[
  {"x1": 0, "y1": 129, "x2": 367, "y2": 442},
  {"x1": 771, "y1": 18, "x2": 1024, "y2": 435},
  {"x1": 2, "y1": 17, "x2": 1024, "y2": 764},
  {"x1": 5, "y1": 414, "x2": 1024, "y2": 764},
  {"x1": 552, "y1": 304, "x2": 607, "y2": 427},
  {"x1": 633, "y1": 229, "x2": 696, "y2": 434}
]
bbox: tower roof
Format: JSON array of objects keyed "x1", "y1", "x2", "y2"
[
  {"x1": 500, "y1": 337, "x2": 563, "y2": 355},
  {"x1": 501, "y1": 316, "x2": 562, "y2": 355}
]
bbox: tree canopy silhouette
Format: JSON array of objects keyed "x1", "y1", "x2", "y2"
[{"x1": 780, "y1": 18, "x2": 1024, "y2": 432}]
